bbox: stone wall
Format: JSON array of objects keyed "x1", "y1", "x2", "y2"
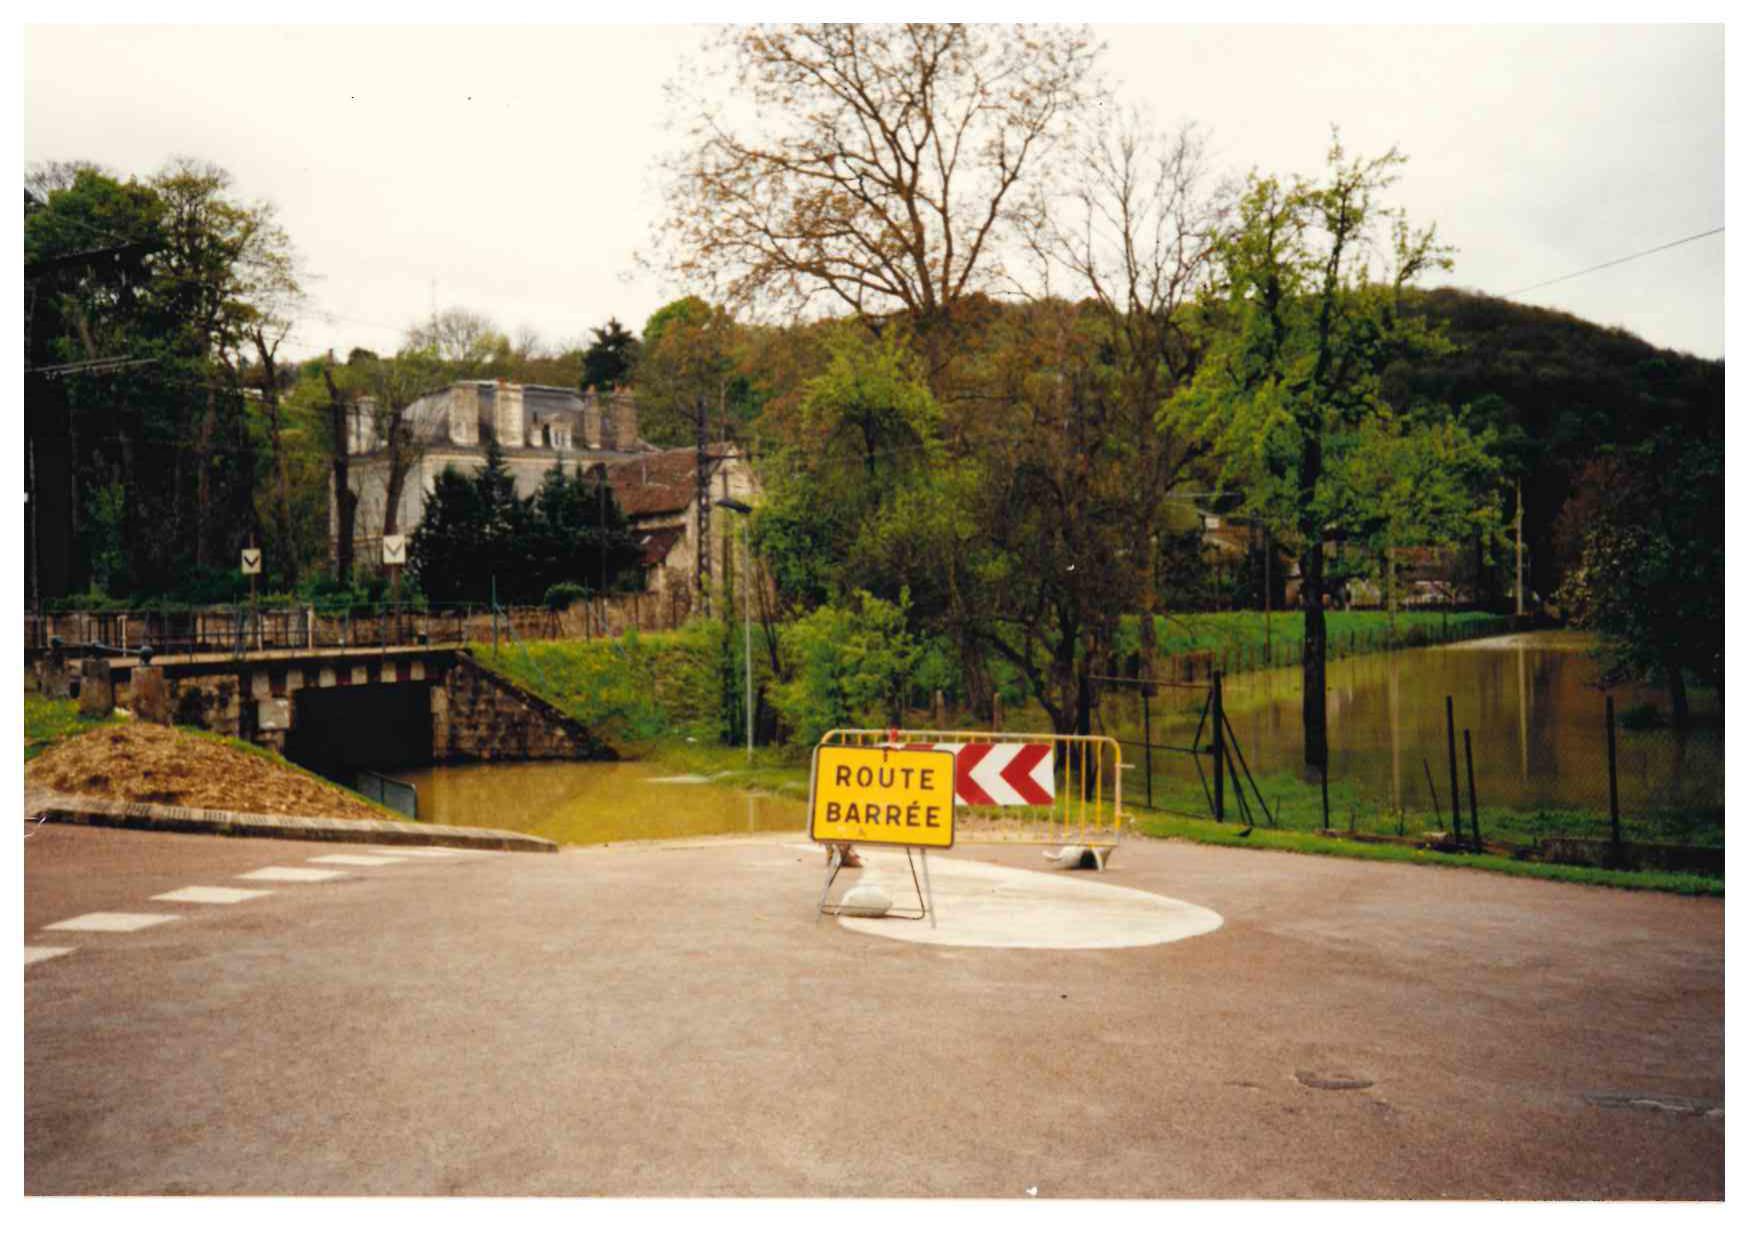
[
  {"x1": 433, "y1": 653, "x2": 613, "y2": 763},
  {"x1": 167, "y1": 673, "x2": 245, "y2": 738}
]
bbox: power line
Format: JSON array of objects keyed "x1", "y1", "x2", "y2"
[{"x1": 1504, "y1": 226, "x2": 1724, "y2": 298}]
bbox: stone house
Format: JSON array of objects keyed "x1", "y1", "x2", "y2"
[
  {"x1": 339, "y1": 380, "x2": 652, "y2": 569},
  {"x1": 605, "y1": 442, "x2": 761, "y2": 624},
  {"x1": 335, "y1": 380, "x2": 759, "y2": 621}
]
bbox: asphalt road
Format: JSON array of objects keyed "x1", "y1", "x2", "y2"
[{"x1": 25, "y1": 823, "x2": 1723, "y2": 1198}]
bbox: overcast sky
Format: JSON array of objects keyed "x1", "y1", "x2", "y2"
[{"x1": 22, "y1": 22, "x2": 1726, "y2": 362}]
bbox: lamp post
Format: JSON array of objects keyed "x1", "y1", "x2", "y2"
[{"x1": 716, "y1": 497, "x2": 755, "y2": 761}]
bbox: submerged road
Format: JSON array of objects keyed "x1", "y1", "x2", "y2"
[{"x1": 24, "y1": 823, "x2": 1723, "y2": 1198}]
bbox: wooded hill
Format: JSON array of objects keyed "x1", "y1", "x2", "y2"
[{"x1": 1386, "y1": 286, "x2": 1724, "y2": 606}]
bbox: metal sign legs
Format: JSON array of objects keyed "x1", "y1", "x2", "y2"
[{"x1": 817, "y1": 846, "x2": 937, "y2": 927}]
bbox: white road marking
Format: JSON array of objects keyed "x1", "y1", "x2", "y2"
[
  {"x1": 369, "y1": 847, "x2": 463, "y2": 859},
  {"x1": 236, "y1": 866, "x2": 346, "y2": 883},
  {"x1": 152, "y1": 886, "x2": 271, "y2": 905},
  {"x1": 26, "y1": 946, "x2": 76, "y2": 967},
  {"x1": 370, "y1": 846, "x2": 482, "y2": 857},
  {"x1": 306, "y1": 854, "x2": 405, "y2": 867},
  {"x1": 43, "y1": 912, "x2": 182, "y2": 933}
]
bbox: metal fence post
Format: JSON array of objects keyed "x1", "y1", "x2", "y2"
[
  {"x1": 1141, "y1": 684, "x2": 1154, "y2": 810},
  {"x1": 1445, "y1": 695, "x2": 1462, "y2": 834},
  {"x1": 1212, "y1": 670, "x2": 1225, "y2": 823},
  {"x1": 1464, "y1": 727, "x2": 1480, "y2": 850}
]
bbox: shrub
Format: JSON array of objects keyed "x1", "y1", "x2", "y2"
[
  {"x1": 770, "y1": 591, "x2": 916, "y2": 747},
  {"x1": 544, "y1": 581, "x2": 590, "y2": 611}
]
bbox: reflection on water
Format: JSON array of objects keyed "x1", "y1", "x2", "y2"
[
  {"x1": 1098, "y1": 630, "x2": 1721, "y2": 816},
  {"x1": 393, "y1": 760, "x2": 804, "y2": 844},
  {"x1": 395, "y1": 632, "x2": 1719, "y2": 842}
]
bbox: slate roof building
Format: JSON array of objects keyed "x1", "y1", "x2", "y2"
[{"x1": 336, "y1": 380, "x2": 758, "y2": 622}]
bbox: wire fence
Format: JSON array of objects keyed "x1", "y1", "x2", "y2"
[{"x1": 1091, "y1": 665, "x2": 1722, "y2": 878}]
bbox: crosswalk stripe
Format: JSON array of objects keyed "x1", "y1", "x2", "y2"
[
  {"x1": 152, "y1": 886, "x2": 271, "y2": 905},
  {"x1": 306, "y1": 854, "x2": 406, "y2": 867},
  {"x1": 42, "y1": 912, "x2": 181, "y2": 933},
  {"x1": 26, "y1": 945, "x2": 76, "y2": 967},
  {"x1": 236, "y1": 866, "x2": 346, "y2": 883}
]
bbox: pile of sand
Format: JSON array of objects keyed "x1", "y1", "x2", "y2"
[{"x1": 24, "y1": 723, "x2": 394, "y2": 821}]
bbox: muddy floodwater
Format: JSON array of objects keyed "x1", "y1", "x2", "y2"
[
  {"x1": 1102, "y1": 630, "x2": 1721, "y2": 819},
  {"x1": 394, "y1": 631, "x2": 1720, "y2": 842},
  {"x1": 394, "y1": 760, "x2": 805, "y2": 844}
]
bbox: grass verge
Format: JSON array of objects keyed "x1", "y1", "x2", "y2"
[
  {"x1": 1128, "y1": 809, "x2": 1722, "y2": 896},
  {"x1": 24, "y1": 693, "x2": 120, "y2": 761}
]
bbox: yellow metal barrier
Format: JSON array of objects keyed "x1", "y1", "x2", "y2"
[{"x1": 819, "y1": 729, "x2": 1124, "y2": 861}]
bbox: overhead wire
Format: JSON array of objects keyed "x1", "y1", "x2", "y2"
[{"x1": 1503, "y1": 226, "x2": 1723, "y2": 298}]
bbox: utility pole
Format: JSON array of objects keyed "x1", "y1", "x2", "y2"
[
  {"x1": 695, "y1": 397, "x2": 712, "y2": 619},
  {"x1": 717, "y1": 497, "x2": 756, "y2": 760}
]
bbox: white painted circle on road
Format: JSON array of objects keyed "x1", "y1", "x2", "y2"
[{"x1": 832, "y1": 852, "x2": 1223, "y2": 950}]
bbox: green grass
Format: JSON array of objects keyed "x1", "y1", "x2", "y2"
[
  {"x1": 1121, "y1": 764, "x2": 1722, "y2": 850},
  {"x1": 468, "y1": 623, "x2": 735, "y2": 745},
  {"x1": 24, "y1": 693, "x2": 120, "y2": 760},
  {"x1": 1128, "y1": 808, "x2": 1722, "y2": 896},
  {"x1": 1117, "y1": 609, "x2": 1508, "y2": 674}
]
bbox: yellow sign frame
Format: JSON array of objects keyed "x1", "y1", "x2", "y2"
[{"x1": 808, "y1": 743, "x2": 956, "y2": 849}]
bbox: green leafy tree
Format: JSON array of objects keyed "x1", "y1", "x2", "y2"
[
  {"x1": 770, "y1": 591, "x2": 918, "y2": 746},
  {"x1": 408, "y1": 443, "x2": 643, "y2": 604},
  {"x1": 1340, "y1": 411, "x2": 1502, "y2": 625},
  {"x1": 632, "y1": 297, "x2": 751, "y2": 446},
  {"x1": 1171, "y1": 136, "x2": 1453, "y2": 768},
  {"x1": 580, "y1": 317, "x2": 640, "y2": 391},
  {"x1": 1556, "y1": 434, "x2": 1722, "y2": 725}
]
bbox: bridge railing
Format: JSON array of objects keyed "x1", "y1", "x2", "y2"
[{"x1": 26, "y1": 594, "x2": 670, "y2": 660}]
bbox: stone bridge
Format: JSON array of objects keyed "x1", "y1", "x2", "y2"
[{"x1": 34, "y1": 644, "x2": 611, "y2": 778}]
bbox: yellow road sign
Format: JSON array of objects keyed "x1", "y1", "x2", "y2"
[{"x1": 809, "y1": 744, "x2": 955, "y2": 849}]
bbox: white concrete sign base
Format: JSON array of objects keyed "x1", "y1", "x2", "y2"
[{"x1": 826, "y1": 850, "x2": 1223, "y2": 950}]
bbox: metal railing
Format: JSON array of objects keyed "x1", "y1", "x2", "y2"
[{"x1": 355, "y1": 769, "x2": 419, "y2": 819}]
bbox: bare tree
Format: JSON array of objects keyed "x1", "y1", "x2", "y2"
[
  {"x1": 656, "y1": 24, "x2": 1098, "y2": 334},
  {"x1": 1021, "y1": 111, "x2": 1226, "y2": 681},
  {"x1": 404, "y1": 306, "x2": 506, "y2": 368}
]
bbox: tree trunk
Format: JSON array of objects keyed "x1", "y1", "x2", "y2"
[
  {"x1": 1665, "y1": 658, "x2": 1690, "y2": 728},
  {"x1": 1302, "y1": 539, "x2": 1329, "y2": 770},
  {"x1": 324, "y1": 368, "x2": 356, "y2": 584},
  {"x1": 195, "y1": 383, "x2": 217, "y2": 568},
  {"x1": 257, "y1": 332, "x2": 297, "y2": 588},
  {"x1": 1386, "y1": 544, "x2": 1398, "y2": 634}
]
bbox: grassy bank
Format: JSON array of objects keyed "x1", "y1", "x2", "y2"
[
  {"x1": 1128, "y1": 808, "x2": 1722, "y2": 897},
  {"x1": 1116, "y1": 609, "x2": 1508, "y2": 675},
  {"x1": 1119, "y1": 764, "x2": 1722, "y2": 851},
  {"x1": 468, "y1": 623, "x2": 739, "y2": 744},
  {"x1": 24, "y1": 693, "x2": 120, "y2": 760}
]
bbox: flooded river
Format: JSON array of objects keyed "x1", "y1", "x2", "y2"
[
  {"x1": 393, "y1": 631, "x2": 1720, "y2": 842},
  {"x1": 1106, "y1": 630, "x2": 1722, "y2": 818},
  {"x1": 394, "y1": 759, "x2": 805, "y2": 844}
]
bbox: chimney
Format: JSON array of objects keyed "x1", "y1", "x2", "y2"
[
  {"x1": 581, "y1": 390, "x2": 604, "y2": 449},
  {"x1": 449, "y1": 383, "x2": 479, "y2": 445},
  {"x1": 610, "y1": 391, "x2": 641, "y2": 450},
  {"x1": 494, "y1": 381, "x2": 525, "y2": 447}
]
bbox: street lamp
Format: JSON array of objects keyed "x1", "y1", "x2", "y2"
[{"x1": 715, "y1": 497, "x2": 755, "y2": 762}]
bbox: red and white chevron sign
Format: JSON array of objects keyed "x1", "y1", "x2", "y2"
[{"x1": 902, "y1": 741, "x2": 1056, "y2": 807}]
